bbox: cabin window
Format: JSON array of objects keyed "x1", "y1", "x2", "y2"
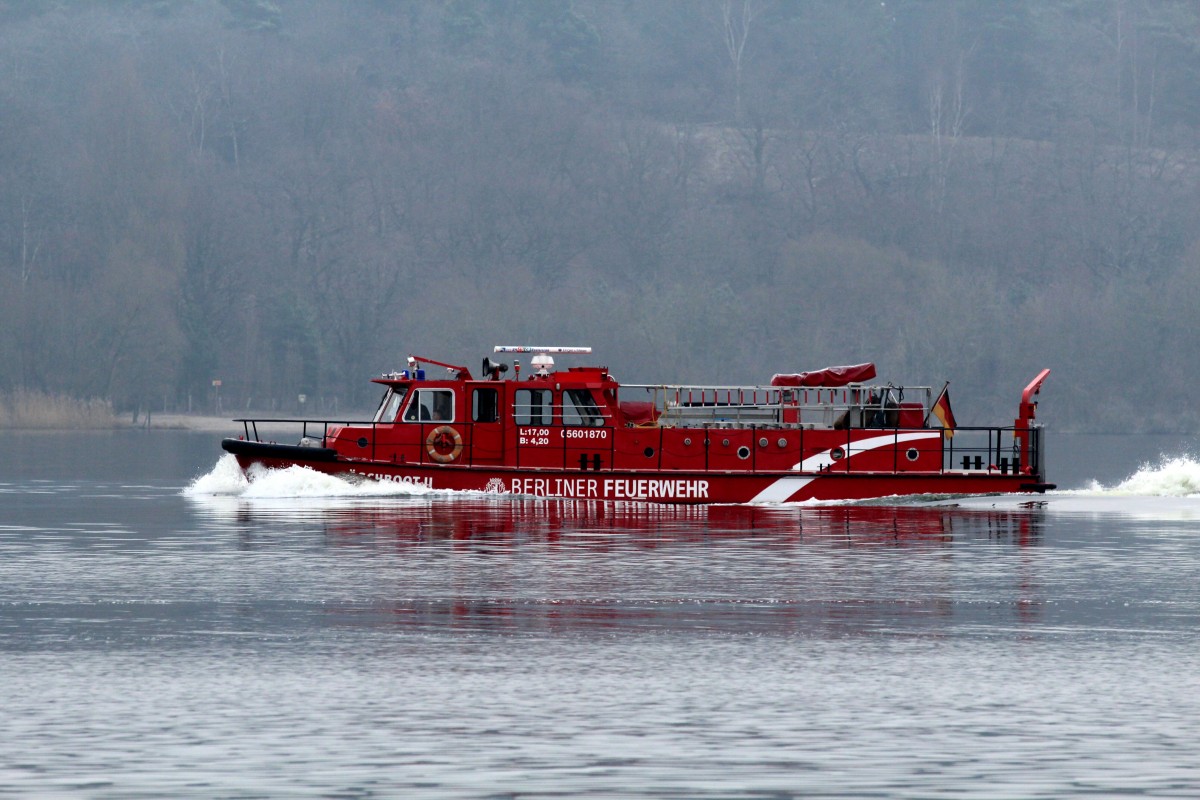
[
  {"x1": 373, "y1": 387, "x2": 409, "y2": 423},
  {"x1": 514, "y1": 388, "x2": 552, "y2": 425},
  {"x1": 403, "y1": 388, "x2": 454, "y2": 422},
  {"x1": 473, "y1": 388, "x2": 499, "y2": 423},
  {"x1": 562, "y1": 389, "x2": 604, "y2": 427}
]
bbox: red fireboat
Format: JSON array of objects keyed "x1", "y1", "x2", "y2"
[{"x1": 221, "y1": 346, "x2": 1053, "y2": 504}]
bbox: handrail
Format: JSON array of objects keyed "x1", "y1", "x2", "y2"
[
  {"x1": 621, "y1": 383, "x2": 935, "y2": 417},
  {"x1": 232, "y1": 417, "x2": 379, "y2": 452},
  {"x1": 621, "y1": 381, "x2": 936, "y2": 395},
  {"x1": 231, "y1": 417, "x2": 377, "y2": 424}
]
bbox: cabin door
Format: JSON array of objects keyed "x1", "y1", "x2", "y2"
[
  {"x1": 469, "y1": 385, "x2": 505, "y2": 466},
  {"x1": 511, "y1": 387, "x2": 562, "y2": 469},
  {"x1": 561, "y1": 388, "x2": 610, "y2": 472}
]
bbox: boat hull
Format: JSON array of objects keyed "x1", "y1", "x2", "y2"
[{"x1": 222, "y1": 439, "x2": 1052, "y2": 504}]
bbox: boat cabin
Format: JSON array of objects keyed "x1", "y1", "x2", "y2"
[{"x1": 318, "y1": 348, "x2": 951, "y2": 476}]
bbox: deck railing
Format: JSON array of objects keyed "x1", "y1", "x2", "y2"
[
  {"x1": 619, "y1": 383, "x2": 936, "y2": 428},
  {"x1": 940, "y1": 424, "x2": 1046, "y2": 478}
]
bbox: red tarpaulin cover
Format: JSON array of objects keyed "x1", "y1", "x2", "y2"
[
  {"x1": 770, "y1": 363, "x2": 877, "y2": 388},
  {"x1": 619, "y1": 401, "x2": 660, "y2": 425}
]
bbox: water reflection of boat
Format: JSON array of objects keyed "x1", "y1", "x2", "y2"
[
  {"x1": 306, "y1": 498, "x2": 1043, "y2": 549},
  {"x1": 186, "y1": 496, "x2": 1046, "y2": 633},
  {"x1": 306, "y1": 501, "x2": 1046, "y2": 635},
  {"x1": 221, "y1": 345, "x2": 1053, "y2": 504}
]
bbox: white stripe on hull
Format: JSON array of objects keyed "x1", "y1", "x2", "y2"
[{"x1": 750, "y1": 431, "x2": 941, "y2": 503}]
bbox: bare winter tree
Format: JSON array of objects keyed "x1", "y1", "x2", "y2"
[{"x1": 719, "y1": 0, "x2": 769, "y2": 121}]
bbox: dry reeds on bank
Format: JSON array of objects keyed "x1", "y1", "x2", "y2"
[{"x1": 0, "y1": 390, "x2": 117, "y2": 430}]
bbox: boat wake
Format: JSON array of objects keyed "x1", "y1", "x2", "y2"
[
  {"x1": 1079, "y1": 455, "x2": 1200, "y2": 497},
  {"x1": 184, "y1": 454, "x2": 431, "y2": 499}
]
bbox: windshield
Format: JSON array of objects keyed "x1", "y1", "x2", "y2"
[
  {"x1": 563, "y1": 388, "x2": 604, "y2": 426},
  {"x1": 373, "y1": 387, "x2": 408, "y2": 423}
]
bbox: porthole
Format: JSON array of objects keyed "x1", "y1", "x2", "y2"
[
  {"x1": 758, "y1": 437, "x2": 769, "y2": 448},
  {"x1": 737, "y1": 446, "x2": 751, "y2": 460},
  {"x1": 357, "y1": 437, "x2": 369, "y2": 448},
  {"x1": 830, "y1": 446, "x2": 845, "y2": 461},
  {"x1": 683, "y1": 437, "x2": 692, "y2": 446},
  {"x1": 644, "y1": 447, "x2": 655, "y2": 458},
  {"x1": 722, "y1": 438, "x2": 731, "y2": 447},
  {"x1": 777, "y1": 438, "x2": 787, "y2": 448},
  {"x1": 906, "y1": 448, "x2": 920, "y2": 462}
]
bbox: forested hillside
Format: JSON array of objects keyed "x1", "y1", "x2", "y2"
[{"x1": 2, "y1": 0, "x2": 1198, "y2": 431}]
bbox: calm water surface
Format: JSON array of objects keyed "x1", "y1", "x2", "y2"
[{"x1": 1, "y1": 430, "x2": 1198, "y2": 798}]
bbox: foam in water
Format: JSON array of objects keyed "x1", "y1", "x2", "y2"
[
  {"x1": 183, "y1": 454, "x2": 429, "y2": 499},
  {"x1": 1087, "y1": 455, "x2": 1200, "y2": 497},
  {"x1": 184, "y1": 454, "x2": 248, "y2": 496}
]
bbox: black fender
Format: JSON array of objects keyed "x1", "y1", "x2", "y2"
[{"x1": 221, "y1": 438, "x2": 339, "y2": 462}]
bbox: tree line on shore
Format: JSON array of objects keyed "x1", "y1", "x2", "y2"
[{"x1": 2, "y1": 1, "x2": 1198, "y2": 431}]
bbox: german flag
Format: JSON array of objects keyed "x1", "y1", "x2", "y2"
[{"x1": 928, "y1": 384, "x2": 956, "y2": 437}]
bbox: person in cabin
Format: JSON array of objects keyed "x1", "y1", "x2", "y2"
[{"x1": 432, "y1": 393, "x2": 452, "y2": 421}]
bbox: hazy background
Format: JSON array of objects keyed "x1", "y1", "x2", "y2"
[{"x1": 1, "y1": 0, "x2": 1197, "y2": 431}]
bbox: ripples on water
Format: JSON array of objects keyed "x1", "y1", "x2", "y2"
[{"x1": 0, "y1": 439, "x2": 1198, "y2": 798}]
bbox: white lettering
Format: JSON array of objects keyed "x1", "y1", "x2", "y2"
[
  {"x1": 561, "y1": 428, "x2": 609, "y2": 440},
  {"x1": 517, "y1": 428, "x2": 552, "y2": 447},
  {"x1": 507, "y1": 476, "x2": 708, "y2": 500},
  {"x1": 348, "y1": 469, "x2": 433, "y2": 488}
]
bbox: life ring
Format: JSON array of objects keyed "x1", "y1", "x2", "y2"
[{"x1": 425, "y1": 425, "x2": 463, "y2": 463}]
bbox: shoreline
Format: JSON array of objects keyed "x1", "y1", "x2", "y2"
[
  {"x1": 4, "y1": 412, "x2": 373, "y2": 434},
  {"x1": 0, "y1": 415, "x2": 242, "y2": 433},
  {"x1": 123, "y1": 413, "x2": 371, "y2": 434},
  {"x1": 123, "y1": 414, "x2": 241, "y2": 433}
]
